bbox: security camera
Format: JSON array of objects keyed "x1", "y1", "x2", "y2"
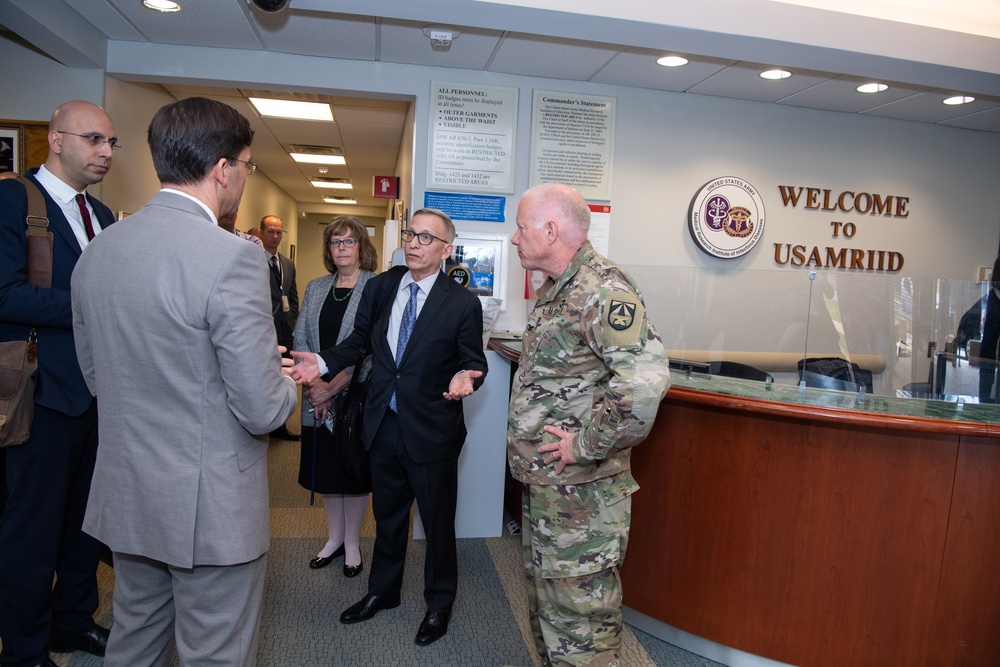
[{"x1": 250, "y1": 0, "x2": 290, "y2": 12}]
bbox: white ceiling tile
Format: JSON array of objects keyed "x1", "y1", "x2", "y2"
[
  {"x1": 861, "y1": 91, "x2": 1000, "y2": 123},
  {"x1": 251, "y1": 10, "x2": 377, "y2": 60},
  {"x1": 590, "y1": 48, "x2": 735, "y2": 91},
  {"x1": 688, "y1": 63, "x2": 833, "y2": 103},
  {"x1": 488, "y1": 33, "x2": 622, "y2": 81},
  {"x1": 379, "y1": 19, "x2": 502, "y2": 69},
  {"x1": 777, "y1": 76, "x2": 924, "y2": 113}
]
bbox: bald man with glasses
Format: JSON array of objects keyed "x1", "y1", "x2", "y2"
[{"x1": 0, "y1": 100, "x2": 118, "y2": 667}]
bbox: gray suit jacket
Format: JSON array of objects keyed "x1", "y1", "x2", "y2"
[
  {"x1": 292, "y1": 268, "x2": 375, "y2": 425},
  {"x1": 72, "y1": 190, "x2": 298, "y2": 568}
]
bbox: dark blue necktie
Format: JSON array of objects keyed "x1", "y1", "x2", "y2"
[{"x1": 390, "y1": 283, "x2": 419, "y2": 411}]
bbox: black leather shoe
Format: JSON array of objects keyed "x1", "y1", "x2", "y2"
[
  {"x1": 340, "y1": 593, "x2": 400, "y2": 624},
  {"x1": 309, "y1": 543, "x2": 345, "y2": 569},
  {"x1": 415, "y1": 610, "x2": 451, "y2": 646},
  {"x1": 32, "y1": 659, "x2": 59, "y2": 667},
  {"x1": 343, "y1": 556, "x2": 363, "y2": 578},
  {"x1": 48, "y1": 623, "x2": 110, "y2": 656},
  {"x1": 269, "y1": 426, "x2": 300, "y2": 441}
]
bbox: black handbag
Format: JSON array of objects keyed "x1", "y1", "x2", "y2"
[
  {"x1": 332, "y1": 372, "x2": 370, "y2": 487},
  {"x1": 330, "y1": 267, "x2": 404, "y2": 486}
]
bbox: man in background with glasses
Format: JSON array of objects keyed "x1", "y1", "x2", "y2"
[
  {"x1": 71, "y1": 97, "x2": 297, "y2": 667},
  {"x1": 291, "y1": 208, "x2": 488, "y2": 647},
  {"x1": 0, "y1": 100, "x2": 118, "y2": 667}
]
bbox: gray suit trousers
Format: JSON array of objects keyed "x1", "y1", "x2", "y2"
[{"x1": 104, "y1": 552, "x2": 268, "y2": 667}]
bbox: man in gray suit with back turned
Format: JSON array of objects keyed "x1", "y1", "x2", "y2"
[{"x1": 71, "y1": 97, "x2": 298, "y2": 667}]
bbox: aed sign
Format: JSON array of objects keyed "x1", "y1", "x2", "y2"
[
  {"x1": 448, "y1": 265, "x2": 471, "y2": 287},
  {"x1": 689, "y1": 176, "x2": 766, "y2": 259}
]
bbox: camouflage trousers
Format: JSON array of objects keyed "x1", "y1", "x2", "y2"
[{"x1": 521, "y1": 472, "x2": 637, "y2": 667}]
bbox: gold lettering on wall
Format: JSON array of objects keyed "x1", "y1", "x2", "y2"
[{"x1": 773, "y1": 184, "x2": 908, "y2": 273}]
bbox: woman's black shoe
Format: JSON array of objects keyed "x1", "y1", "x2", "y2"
[
  {"x1": 343, "y1": 557, "x2": 363, "y2": 578},
  {"x1": 309, "y1": 543, "x2": 345, "y2": 569}
]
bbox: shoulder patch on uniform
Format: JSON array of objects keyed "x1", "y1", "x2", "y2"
[{"x1": 604, "y1": 293, "x2": 644, "y2": 347}]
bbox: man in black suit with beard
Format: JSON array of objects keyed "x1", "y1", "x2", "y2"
[{"x1": 291, "y1": 208, "x2": 487, "y2": 647}]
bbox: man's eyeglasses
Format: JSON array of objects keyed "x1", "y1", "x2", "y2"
[
  {"x1": 229, "y1": 158, "x2": 257, "y2": 175},
  {"x1": 56, "y1": 131, "x2": 121, "y2": 152},
  {"x1": 401, "y1": 229, "x2": 448, "y2": 246},
  {"x1": 328, "y1": 238, "x2": 358, "y2": 248}
]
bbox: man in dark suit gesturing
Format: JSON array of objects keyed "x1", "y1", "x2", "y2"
[
  {"x1": 0, "y1": 100, "x2": 117, "y2": 666},
  {"x1": 291, "y1": 208, "x2": 487, "y2": 646}
]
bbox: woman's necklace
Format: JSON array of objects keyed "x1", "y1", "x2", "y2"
[{"x1": 331, "y1": 277, "x2": 356, "y2": 302}]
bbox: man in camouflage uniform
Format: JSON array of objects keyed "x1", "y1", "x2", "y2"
[{"x1": 508, "y1": 183, "x2": 670, "y2": 667}]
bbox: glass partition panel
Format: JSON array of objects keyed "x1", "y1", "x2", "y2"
[{"x1": 623, "y1": 265, "x2": 1000, "y2": 423}]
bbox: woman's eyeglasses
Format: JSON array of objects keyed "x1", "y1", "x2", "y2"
[{"x1": 328, "y1": 238, "x2": 358, "y2": 248}]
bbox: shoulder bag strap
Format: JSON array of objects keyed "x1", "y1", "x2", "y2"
[{"x1": 11, "y1": 175, "x2": 53, "y2": 288}]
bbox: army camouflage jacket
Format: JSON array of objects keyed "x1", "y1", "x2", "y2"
[{"x1": 507, "y1": 241, "x2": 670, "y2": 486}]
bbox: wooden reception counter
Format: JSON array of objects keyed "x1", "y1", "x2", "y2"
[{"x1": 622, "y1": 379, "x2": 1000, "y2": 667}]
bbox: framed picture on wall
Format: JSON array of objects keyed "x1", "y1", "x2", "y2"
[
  {"x1": 449, "y1": 232, "x2": 508, "y2": 310},
  {"x1": 0, "y1": 125, "x2": 22, "y2": 174}
]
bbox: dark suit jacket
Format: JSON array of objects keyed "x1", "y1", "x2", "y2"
[
  {"x1": 269, "y1": 251, "x2": 298, "y2": 348},
  {"x1": 320, "y1": 267, "x2": 488, "y2": 464},
  {"x1": 0, "y1": 169, "x2": 115, "y2": 416}
]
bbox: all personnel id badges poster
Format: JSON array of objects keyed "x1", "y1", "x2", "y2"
[{"x1": 427, "y1": 82, "x2": 518, "y2": 193}]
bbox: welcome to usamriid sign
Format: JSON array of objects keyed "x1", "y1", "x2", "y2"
[{"x1": 690, "y1": 178, "x2": 907, "y2": 272}]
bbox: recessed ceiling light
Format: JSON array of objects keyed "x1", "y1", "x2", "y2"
[
  {"x1": 249, "y1": 98, "x2": 333, "y2": 122},
  {"x1": 311, "y1": 180, "x2": 353, "y2": 189},
  {"x1": 290, "y1": 153, "x2": 346, "y2": 165},
  {"x1": 324, "y1": 197, "x2": 357, "y2": 205},
  {"x1": 760, "y1": 69, "x2": 792, "y2": 80},
  {"x1": 143, "y1": 0, "x2": 182, "y2": 11},
  {"x1": 656, "y1": 55, "x2": 688, "y2": 67},
  {"x1": 943, "y1": 95, "x2": 976, "y2": 106},
  {"x1": 856, "y1": 83, "x2": 888, "y2": 94}
]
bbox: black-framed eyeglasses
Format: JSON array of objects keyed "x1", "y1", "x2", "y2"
[
  {"x1": 229, "y1": 157, "x2": 257, "y2": 175},
  {"x1": 401, "y1": 229, "x2": 448, "y2": 246},
  {"x1": 56, "y1": 131, "x2": 121, "y2": 151},
  {"x1": 328, "y1": 238, "x2": 358, "y2": 248}
]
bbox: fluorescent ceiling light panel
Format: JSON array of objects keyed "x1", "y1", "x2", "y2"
[
  {"x1": 311, "y1": 180, "x2": 353, "y2": 189},
  {"x1": 324, "y1": 197, "x2": 357, "y2": 205},
  {"x1": 290, "y1": 153, "x2": 346, "y2": 165},
  {"x1": 249, "y1": 98, "x2": 333, "y2": 121}
]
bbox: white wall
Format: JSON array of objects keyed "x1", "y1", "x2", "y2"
[
  {"x1": 5, "y1": 36, "x2": 999, "y2": 344},
  {"x1": 101, "y1": 78, "x2": 174, "y2": 216},
  {"x1": 0, "y1": 34, "x2": 104, "y2": 119},
  {"x1": 100, "y1": 41, "x2": 1000, "y2": 337}
]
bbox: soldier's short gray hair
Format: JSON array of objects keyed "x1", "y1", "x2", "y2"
[{"x1": 525, "y1": 183, "x2": 590, "y2": 233}]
